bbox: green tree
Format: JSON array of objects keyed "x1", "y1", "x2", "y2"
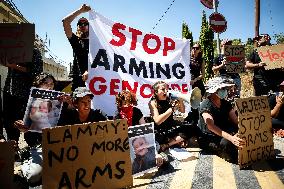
[
  {"x1": 182, "y1": 22, "x2": 193, "y2": 48},
  {"x1": 199, "y1": 10, "x2": 214, "y2": 81},
  {"x1": 273, "y1": 32, "x2": 284, "y2": 44}
]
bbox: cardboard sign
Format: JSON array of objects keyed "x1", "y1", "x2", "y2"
[
  {"x1": 257, "y1": 44, "x2": 284, "y2": 70},
  {"x1": 224, "y1": 45, "x2": 245, "y2": 73},
  {"x1": 42, "y1": 119, "x2": 132, "y2": 189},
  {"x1": 128, "y1": 123, "x2": 156, "y2": 177},
  {"x1": 0, "y1": 141, "x2": 14, "y2": 189},
  {"x1": 235, "y1": 96, "x2": 275, "y2": 168},
  {"x1": 0, "y1": 23, "x2": 35, "y2": 65}
]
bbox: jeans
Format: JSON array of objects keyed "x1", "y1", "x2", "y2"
[{"x1": 21, "y1": 147, "x2": 42, "y2": 184}]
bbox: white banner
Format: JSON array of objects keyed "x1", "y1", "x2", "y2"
[{"x1": 88, "y1": 11, "x2": 191, "y2": 116}]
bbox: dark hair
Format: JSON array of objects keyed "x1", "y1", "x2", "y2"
[
  {"x1": 32, "y1": 72, "x2": 56, "y2": 88},
  {"x1": 150, "y1": 81, "x2": 171, "y2": 109}
]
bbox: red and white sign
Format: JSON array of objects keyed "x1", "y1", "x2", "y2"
[
  {"x1": 200, "y1": 0, "x2": 216, "y2": 9},
  {"x1": 88, "y1": 11, "x2": 191, "y2": 116},
  {"x1": 209, "y1": 12, "x2": 227, "y2": 33}
]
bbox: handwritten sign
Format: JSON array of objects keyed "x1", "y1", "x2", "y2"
[
  {"x1": 235, "y1": 96, "x2": 275, "y2": 168},
  {"x1": 0, "y1": 141, "x2": 14, "y2": 189},
  {"x1": 257, "y1": 44, "x2": 284, "y2": 70},
  {"x1": 224, "y1": 45, "x2": 245, "y2": 73},
  {"x1": 0, "y1": 23, "x2": 34, "y2": 65},
  {"x1": 42, "y1": 119, "x2": 133, "y2": 189}
]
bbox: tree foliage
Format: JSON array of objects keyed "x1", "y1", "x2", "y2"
[
  {"x1": 273, "y1": 32, "x2": 284, "y2": 44},
  {"x1": 182, "y1": 22, "x2": 193, "y2": 48},
  {"x1": 199, "y1": 11, "x2": 214, "y2": 81}
]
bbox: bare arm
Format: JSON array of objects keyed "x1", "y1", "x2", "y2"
[
  {"x1": 202, "y1": 112, "x2": 244, "y2": 148},
  {"x1": 245, "y1": 60, "x2": 266, "y2": 69},
  {"x1": 139, "y1": 117, "x2": 146, "y2": 125},
  {"x1": 149, "y1": 100, "x2": 173, "y2": 125},
  {"x1": 62, "y1": 4, "x2": 91, "y2": 38},
  {"x1": 212, "y1": 57, "x2": 226, "y2": 73},
  {"x1": 271, "y1": 96, "x2": 283, "y2": 118}
]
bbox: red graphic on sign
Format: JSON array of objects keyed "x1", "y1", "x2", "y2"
[
  {"x1": 200, "y1": 0, "x2": 214, "y2": 9},
  {"x1": 209, "y1": 12, "x2": 227, "y2": 33}
]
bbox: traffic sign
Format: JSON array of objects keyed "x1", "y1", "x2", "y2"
[
  {"x1": 209, "y1": 12, "x2": 227, "y2": 33},
  {"x1": 200, "y1": 0, "x2": 217, "y2": 9}
]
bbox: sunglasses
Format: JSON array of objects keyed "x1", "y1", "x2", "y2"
[{"x1": 78, "y1": 22, "x2": 89, "y2": 27}]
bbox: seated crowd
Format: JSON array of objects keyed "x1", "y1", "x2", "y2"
[{"x1": 0, "y1": 68, "x2": 283, "y2": 187}]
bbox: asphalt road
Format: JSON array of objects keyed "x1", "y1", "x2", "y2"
[{"x1": 132, "y1": 137, "x2": 284, "y2": 189}]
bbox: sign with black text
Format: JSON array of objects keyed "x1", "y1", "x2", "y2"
[
  {"x1": 42, "y1": 119, "x2": 132, "y2": 189},
  {"x1": 23, "y1": 87, "x2": 64, "y2": 132},
  {"x1": 224, "y1": 45, "x2": 245, "y2": 73},
  {"x1": 235, "y1": 96, "x2": 275, "y2": 168}
]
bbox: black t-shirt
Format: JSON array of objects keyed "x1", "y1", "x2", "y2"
[
  {"x1": 269, "y1": 94, "x2": 284, "y2": 121},
  {"x1": 248, "y1": 49, "x2": 266, "y2": 77},
  {"x1": 68, "y1": 33, "x2": 89, "y2": 78},
  {"x1": 190, "y1": 55, "x2": 203, "y2": 79},
  {"x1": 198, "y1": 98, "x2": 235, "y2": 135},
  {"x1": 154, "y1": 99, "x2": 175, "y2": 132},
  {"x1": 213, "y1": 54, "x2": 239, "y2": 78},
  {"x1": 58, "y1": 108, "x2": 108, "y2": 126},
  {"x1": 25, "y1": 108, "x2": 108, "y2": 146}
]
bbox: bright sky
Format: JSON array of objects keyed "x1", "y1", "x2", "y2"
[{"x1": 13, "y1": 0, "x2": 284, "y2": 70}]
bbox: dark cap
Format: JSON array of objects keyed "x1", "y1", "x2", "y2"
[
  {"x1": 77, "y1": 17, "x2": 88, "y2": 25},
  {"x1": 72, "y1": 87, "x2": 94, "y2": 98}
]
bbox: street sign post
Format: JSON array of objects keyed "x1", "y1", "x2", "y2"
[{"x1": 209, "y1": 12, "x2": 227, "y2": 33}]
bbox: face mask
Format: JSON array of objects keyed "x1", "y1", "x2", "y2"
[{"x1": 217, "y1": 89, "x2": 228, "y2": 99}]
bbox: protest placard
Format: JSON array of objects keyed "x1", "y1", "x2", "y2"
[
  {"x1": 224, "y1": 45, "x2": 245, "y2": 73},
  {"x1": 257, "y1": 44, "x2": 284, "y2": 70},
  {"x1": 88, "y1": 11, "x2": 191, "y2": 116},
  {"x1": 235, "y1": 96, "x2": 275, "y2": 168},
  {"x1": 23, "y1": 87, "x2": 64, "y2": 132},
  {"x1": 42, "y1": 119, "x2": 132, "y2": 189},
  {"x1": 128, "y1": 123, "x2": 156, "y2": 177},
  {"x1": 0, "y1": 23, "x2": 34, "y2": 65},
  {"x1": 0, "y1": 141, "x2": 14, "y2": 189}
]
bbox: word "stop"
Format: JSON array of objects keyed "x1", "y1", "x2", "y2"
[{"x1": 109, "y1": 23, "x2": 175, "y2": 56}]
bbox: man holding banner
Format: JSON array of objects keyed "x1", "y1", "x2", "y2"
[{"x1": 62, "y1": 4, "x2": 91, "y2": 91}]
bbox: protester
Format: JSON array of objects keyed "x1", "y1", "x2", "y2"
[
  {"x1": 57, "y1": 87, "x2": 108, "y2": 126},
  {"x1": 245, "y1": 34, "x2": 271, "y2": 96},
  {"x1": 269, "y1": 81, "x2": 284, "y2": 129},
  {"x1": 13, "y1": 72, "x2": 56, "y2": 185},
  {"x1": 131, "y1": 137, "x2": 156, "y2": 175},
  {"x1": 115, "y1": 90, "x2": 145, "y2": 126},
  {"x1": 190, "y1": 43, "x2": 206, "y2": 96},
  {"x1": 198, "y1": 76, "x2": 245, "y2": 162},
  {"x1": 149, "y1": 81, "x2": 188, "y2": 152},
  {"x1": 2, "y1": 49, "x2": 43, "y2": 143},
  {"x1": 188, "y1": 43, "x2": 205, "y2": 126},
  {"x1": 62, "y1": 4, "x2": 91, "y2": 91},
  {"x1": 212, "y1": 39, "x2": 241, "y2": 97}
]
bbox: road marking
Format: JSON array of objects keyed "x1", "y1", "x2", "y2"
[
  {"x1": 253, "y1": 161, "x2": 284, "y2": 189},
  {"x1": 213, "y1": 155, "x2": 237, "y2": 189}
]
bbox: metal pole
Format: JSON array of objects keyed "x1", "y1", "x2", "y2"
[
  {"x1": 213, "y1": 0, "x2": 220, "y2": 54},
  {"x1": 255, "y1": 0, "x2": 260, "y2": 37}
]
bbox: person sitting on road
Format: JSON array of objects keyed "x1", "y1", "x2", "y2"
[
  {"x1": 198, "y1": 76, "x2": 245, "y2": 162},
  {"x1": 149, "y1": 81, "x2": 189, "y2": 152},
  {"x1": 269, "y1": 80, "x2": 284, "y2": 129}
]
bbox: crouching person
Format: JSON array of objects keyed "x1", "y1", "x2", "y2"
[{"x1": 198, "y1": 77, "x2": 245, "y2": 163}]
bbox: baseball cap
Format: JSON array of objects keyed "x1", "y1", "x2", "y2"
[
  {"x1": 72, "y1": 87, "x2": 94, "y2": 98},
  {"x1": 77, "y1": 17, "x2": 88, "y2": 25},
  {"x1": 205, "y1": 76, "x2": 235, "y2": 94}
]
